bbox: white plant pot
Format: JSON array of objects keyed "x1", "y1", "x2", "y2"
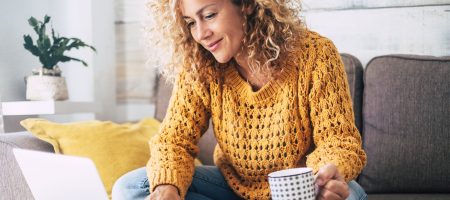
[{"x1": 25, "y1": 75, "x2": 68, "y2": 101}]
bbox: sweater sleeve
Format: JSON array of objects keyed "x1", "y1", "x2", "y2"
[
  {"x1": 305, "y1": 38, "x2": 367, "y2": 182},
  {"x1": 147, "y1": 72, "x2": 210, "y2": 199}
]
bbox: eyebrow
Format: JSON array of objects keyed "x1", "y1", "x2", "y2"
[{"x1": 182, "y1": 3, "x2": 217, "y2": 19}]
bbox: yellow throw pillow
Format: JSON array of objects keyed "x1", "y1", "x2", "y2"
[
  {"x1": 20, "y1": 118, "x2": 160, "y2": 197},
  {"x1": 20, "y1": 118, "x2": 203, "y2": 197}
]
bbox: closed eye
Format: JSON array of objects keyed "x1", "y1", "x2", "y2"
[
  {"x1": 185, "y1": 19, "x2": 196, "y2": 29},
  {"x1": 205, "y1": 13, "x2": 216, "y2": 20}
]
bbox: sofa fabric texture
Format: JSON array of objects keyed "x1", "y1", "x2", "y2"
[
  {"x1": 358, "y1": 55, "x2": 450, "y2": 193},
  {"x1": 0, "y1": 132, "x2": 53, "y2": 200}
]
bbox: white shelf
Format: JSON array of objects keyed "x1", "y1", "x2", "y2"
[{"x1": 1, "y1": 101, "x2": 98, "y2": 116}]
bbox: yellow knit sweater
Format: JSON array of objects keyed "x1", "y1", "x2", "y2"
[{"x1": 147, "y1": 31, "x2": 367, "y2": 200}]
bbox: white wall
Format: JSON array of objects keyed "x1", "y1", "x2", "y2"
[
  {"x1": 115, "y1": 0, "x2": 156, "y2": 122},
  {"x1": 301, "y1": 0, "x2": 450, "y2": 67},
  {"x1": 302, "y1": 0, "x2": 450, "y2": 10},
  {"x1": 92, "y1": 0, "x2": 117, "y2": 120}
]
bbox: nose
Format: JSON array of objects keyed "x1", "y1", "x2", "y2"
[{"x1": 195, "y1": 22, "x2": 212, "y2": 41}]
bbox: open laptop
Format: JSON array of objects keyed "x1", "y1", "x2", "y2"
[{"x1": 13, "y1": 148, "x2": 109, "y2": 200}]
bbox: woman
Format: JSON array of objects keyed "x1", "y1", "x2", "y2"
[{"x1": 112, "y1": 0, "x2": 367, "y2": 199}]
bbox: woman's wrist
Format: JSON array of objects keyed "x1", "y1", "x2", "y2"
[{"x1": 155, "y1": 184, "x2": 180, "y2": 195}]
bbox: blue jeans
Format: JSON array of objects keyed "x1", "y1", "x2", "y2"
[{"x1": 112, "y1": 166, "x2": 367, "y2": 200}]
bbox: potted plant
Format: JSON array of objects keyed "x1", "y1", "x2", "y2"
[{"x1": 23, "y1": 15, "x2": 96, "y2": 100}]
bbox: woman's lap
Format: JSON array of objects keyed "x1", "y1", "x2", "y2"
[
  {"x1": 111, "y1": 166, "x2": 240, "y2": 200},
  {"x1": 112, "y1": 167, "x2": 150, "y2": 200},
  {"x1": 112, "y1": 166, "x2": 367, "y2": 200}
]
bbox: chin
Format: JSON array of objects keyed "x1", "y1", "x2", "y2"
[{"x1": 213, "y1": 54, "x2": 232, "y2": 64}]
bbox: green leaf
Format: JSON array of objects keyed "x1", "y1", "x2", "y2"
[
  {"x1": 38, "y1": 24, "x2": 46, "y2": 42},
  {"x1": 28, "y1": 17, "x2": 40, "y2": 34},
  {"x1": 39, "y1": 55, "x2": 52, "y2": 69},
  {"x1": 44, "y1": 15, "x2": 51, "y2": 23},
  {"x1": 66, "y1": 38, "x2": 97, "y2": 52},
  {"x1": 23, "y1": 35, "x2": 42, "y2": 57},
  {"x1": 24, "y1": 15, "x2": 96, "y2": 68},
  {"x1": 51, "y1": 27, "x2": 58, "y2": 42},
  {"x1": 23, "y1": 35, "x2": 33, "y2": 45},
  {"x1": 43, "y1": 36, "x2": 51, "y2": 50},
  {"x1": 59, "y1": 55, "x2": 89, "y2": 66},
  {"x1": 28, "y1": 17, "x2": 38, "y2": 27}
]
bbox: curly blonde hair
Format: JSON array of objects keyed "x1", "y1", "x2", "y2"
[{"x1": 146, "y1": 0, "x2": 304, "y2": 84}]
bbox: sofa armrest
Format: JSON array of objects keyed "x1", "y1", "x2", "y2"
[{"x1": 0, "y1": 132, "x2": 54, "y2": 200}]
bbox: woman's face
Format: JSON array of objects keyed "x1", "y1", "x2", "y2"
[{"x1": 180, "y1": 0, "x2": 245, "y2": 63}]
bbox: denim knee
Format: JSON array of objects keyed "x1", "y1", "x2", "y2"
[
  {"x1": 112, "y1": 167, "x2": 149, "y2": 200},
  {"x1": 347, "y1": 180, "x2": 367, "y2": 200}
]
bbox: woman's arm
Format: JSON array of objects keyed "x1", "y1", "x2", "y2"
[
  {"x1": 147, "y1": 72, "x2": 211, "y2": 199},
  {"x1": 306, "y1": 38, "x2": 367, "y2": 182}
]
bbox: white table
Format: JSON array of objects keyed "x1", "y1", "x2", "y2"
[{"x1": 0, "y1": 101, "x2": 98, "y2": 133}]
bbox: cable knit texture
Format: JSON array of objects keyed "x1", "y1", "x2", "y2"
[{"x1": 147, "y1": 30, "x2": 367, "y2": 200}]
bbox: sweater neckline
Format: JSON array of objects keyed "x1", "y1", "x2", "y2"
[{"x1": 224, "y1": 62, "x2": 297, "y2": 102}]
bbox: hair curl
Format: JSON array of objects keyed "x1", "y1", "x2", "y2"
[{"x1": 146, "y1": 0, "x2": 304, "y2": 84}]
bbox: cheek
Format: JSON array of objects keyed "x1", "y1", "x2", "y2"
[{"x1": 190, "y1": 29, "x2": 199, "y2": 43}]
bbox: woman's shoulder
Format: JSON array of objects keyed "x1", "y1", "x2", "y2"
[
  {"x1": 301, "y1": 29, "x2": 336, "y2": 51},
  {"x1": 293, "y1": 29, "x2": 339, "y2": 62}
]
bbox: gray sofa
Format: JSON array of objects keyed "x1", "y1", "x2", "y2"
[{"x1": 1, "y1": 54, "x2": 449, "y2": 200}]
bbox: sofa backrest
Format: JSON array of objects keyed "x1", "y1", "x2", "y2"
[
  {"x1": 154, "y1": 53, "x2": 364, "y2": 165},
  {"x1": 358, "y1": 55, "x2": 450, "y2": 193},
  {"x1": 341, "y1": 53, "x2": 364, "y2": 133},
  {"x1": 0, "y1": 132, "x2": 54, "y2": 199}
]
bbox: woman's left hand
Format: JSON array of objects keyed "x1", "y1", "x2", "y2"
[{"x1": 315, "y1": 163, "x2": 350, "y2": 200}]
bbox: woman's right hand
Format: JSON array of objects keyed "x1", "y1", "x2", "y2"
[{"x1": 146, "y1": 184, "x2": 181, "y2": 200}]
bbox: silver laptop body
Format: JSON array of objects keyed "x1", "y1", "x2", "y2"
[{"x1": 13, "y1": 148, "x2": 109, "y2": 200}]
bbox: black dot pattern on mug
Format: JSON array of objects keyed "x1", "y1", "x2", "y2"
[{"x1": 269, "y1": 172, "x2": 315, "y2": 200}]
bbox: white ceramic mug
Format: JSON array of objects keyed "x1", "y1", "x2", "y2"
[{"x1": 268, "y1": 167, "x2": 316, "y2": 200}]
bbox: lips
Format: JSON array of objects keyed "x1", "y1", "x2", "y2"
[{"x1": 207, "y1": 39, "x2": 222, "y2": 52}]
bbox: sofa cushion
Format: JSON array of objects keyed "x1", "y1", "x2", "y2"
[
  {"x1": 359, "y1": 55, "x2": 450, "y2": 193},
  {"x1": 20, "y1": 118, "x2": 160, "y2": 197},
  {"x1": 369, "y1": 194, "x2": 450, "y2": 200}
]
